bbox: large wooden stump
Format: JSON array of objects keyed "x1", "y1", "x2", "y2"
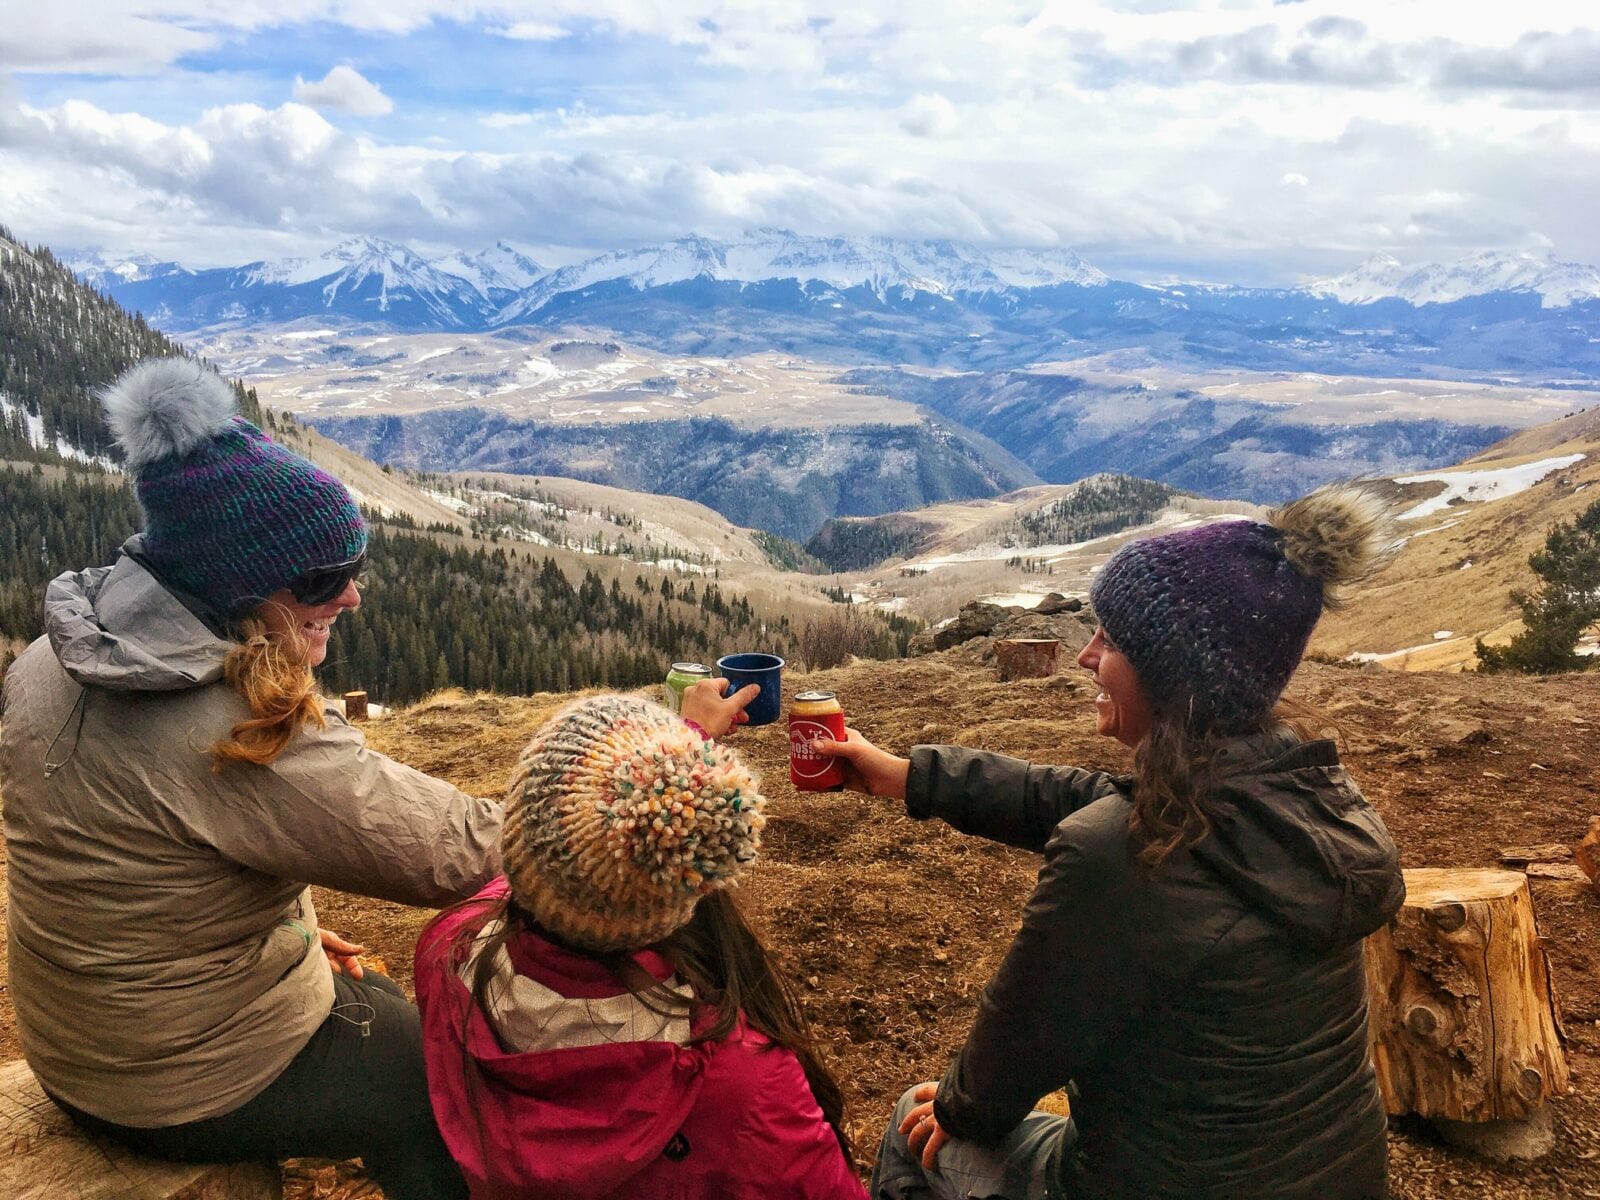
[
  {"x1": 342, "y1": 690, "x2": 368, "y2": 721},
  {"x1": 0, "y1": 1059, "x2": 279, "y2": 1199},
  {"x1": 995, "y1": 639, "x2": 1060, "y2": 681},
  {"x1": 1364, "y1": 868, "x2": 1568, "y2": 1134}
]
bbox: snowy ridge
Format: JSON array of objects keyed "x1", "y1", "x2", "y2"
[
  {"x1": 1394, "y1": 453, "x2": 1587, "y2": 520},
  {"x1": 1311, "y1": 252, "x2": 1600, "y2": 309},
  {"x1": 491, "y1": 228, "x2": 1107, "y2": 323},
  {"x1": 431, "y1": 241, "x2": 546, "y2": 295},
  {"x1": 67, "y1": 251, "x2": 191, "y2": 290},
  {"x1": 239, "y1": 237, "x2": 487, "y2": 323}
]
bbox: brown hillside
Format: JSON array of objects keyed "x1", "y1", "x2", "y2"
[
  {"x1": 297, "y1": 655, "x2": 1600, "y2": 1194},
  {"x1": 1314, "y1": 424, "x2": 1600, "y2": 669},
  {"x1": 3, "y1": 651, "x2": 1595, "y2": 1197}
]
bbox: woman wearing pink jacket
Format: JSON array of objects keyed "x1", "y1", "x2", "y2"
[{"x1": 414, "y1": 694, "x2": 865, "y2": 1200}]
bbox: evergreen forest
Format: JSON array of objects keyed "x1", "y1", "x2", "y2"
[
  {"x1": 1013, "y1": 476, "x2": 1177, "y2": 546},
  {"x1": 0, "y1": 462, "x2": 813, "y2": 705}
]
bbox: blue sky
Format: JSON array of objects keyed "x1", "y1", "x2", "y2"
[{"x1": 3, "y1": 2, "x2": 1598, "y2": 285}]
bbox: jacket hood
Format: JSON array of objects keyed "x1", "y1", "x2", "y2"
[
  {"x1": 420, "y1": 892, "x2": 711, "y2": 1199},
  {"x1": 44, "y1": 536, "x2": 232, "y2": 692},
  {"x1": 1192, "y1": 727, "x2": 1403, "y2": 950}
]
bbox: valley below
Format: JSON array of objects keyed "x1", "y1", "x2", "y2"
[{"x1": 196, "y1": 323, "x2": 1598, "y2": 538}]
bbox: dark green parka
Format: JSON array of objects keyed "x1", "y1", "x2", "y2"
[{"x1": 909, "y1": 727, "x2": 1403, "y2": 1200}]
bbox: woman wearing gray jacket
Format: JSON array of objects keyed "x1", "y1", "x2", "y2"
[
  {"x1": 820, "y1": 485, "x2": 1406, "y2": 1200},
  {"x1": 0, "y1": 358, "x2": 754, "y2": 1198}
]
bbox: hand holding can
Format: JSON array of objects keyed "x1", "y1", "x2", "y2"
[{"x1": 789, "y1": 691, "x2": 846, "y2": 791}]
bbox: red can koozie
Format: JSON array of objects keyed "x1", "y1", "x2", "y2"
[{"x1": 789, "y1": 691, "x2": 846, "y2": 791}]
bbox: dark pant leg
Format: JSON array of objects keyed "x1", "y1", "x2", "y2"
[{"x1": 54, "y1": 972, "x2": 468, "y2": 1200}]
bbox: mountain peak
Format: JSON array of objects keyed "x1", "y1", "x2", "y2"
[{"x1": 1311, "y1": 250, "x2": 1600, "y2": 308}]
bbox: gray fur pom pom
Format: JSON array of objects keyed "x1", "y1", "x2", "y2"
[
  {"x1": 101, "y1": 357, "x2": 237, "y2": 471},
  {"x1": 1269, "y1": 483, "x2": 1398, "y2": 607}
]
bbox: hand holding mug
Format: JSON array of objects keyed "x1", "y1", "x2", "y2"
[{"x1": 680, "y1": 677, "x2": 761, "y2": 738}]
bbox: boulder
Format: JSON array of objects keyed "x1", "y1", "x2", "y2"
[
  {"x1": 932, "y1": 602, "x2": 1009, "y2": 650},
  {"x1": 1032, "y1": 593, "x2": 1083, "y2": 616}
]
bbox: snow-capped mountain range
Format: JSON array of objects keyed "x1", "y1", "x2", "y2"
[
  {"x1": 1311, "y1": 251, "x2": 1600, "y2": 309},
  {"x1": 72, "y1": 232, "x2": 1600, "y2": 379},
  {"x1": 491, "y1": 230, "x2": 1106, "y2": 325}
]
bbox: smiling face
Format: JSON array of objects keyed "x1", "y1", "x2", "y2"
[
  {"x1": 252, "y1": 580, "x2": 361, "y2": 668},
  {"x1": 1078, "y1": 626, "x2": 1154, "y2": 748}
]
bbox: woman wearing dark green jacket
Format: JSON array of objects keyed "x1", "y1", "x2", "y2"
[{"x1": 819, "y1": 485, "x2": 1405, "y2": 1200}]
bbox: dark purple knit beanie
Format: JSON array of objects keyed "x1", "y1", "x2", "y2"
[
  {"x1": 1089, "y1": 488, "x2": 1393, "y2": 734},
  {"x1": 101, "y1": 358, "x2": 367, "y2": 618}
]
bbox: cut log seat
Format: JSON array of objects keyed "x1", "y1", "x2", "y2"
[
  {"x1": 1364, "y1": 868, "x2": 1568, "y2": 1123},
  {"x1": 0, "y1": 1059, "x2": 280, "y2": 1200}
]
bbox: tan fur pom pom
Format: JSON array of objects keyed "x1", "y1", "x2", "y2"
[{"x1": 1268, "y1": 483, "x2": 1398, "y2": 607}]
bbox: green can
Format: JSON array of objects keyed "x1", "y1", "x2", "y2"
[{"x1": 664, "y1": 662, "x2": 712, "y2": 714}]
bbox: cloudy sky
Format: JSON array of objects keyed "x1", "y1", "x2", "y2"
[{"x1": 2, "y1": 1, "x2": 1597, "y2": 284}]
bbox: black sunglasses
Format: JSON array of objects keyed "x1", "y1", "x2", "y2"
[{"x1": 288, "y1": 551, "x2": 367, "y2": 606}]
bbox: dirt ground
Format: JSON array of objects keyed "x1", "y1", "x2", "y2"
[{"x1": 3, "y1": 651, "x2": 1598, "y2": 1198}]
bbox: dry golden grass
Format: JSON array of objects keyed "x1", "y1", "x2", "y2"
[{"x1": 1313, "y1": 432, "x2": 1600, "y2": 670}]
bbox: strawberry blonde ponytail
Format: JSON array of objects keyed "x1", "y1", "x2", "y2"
[{"x1": 210, "y1": 617, "x2": 325, "y2": 770}]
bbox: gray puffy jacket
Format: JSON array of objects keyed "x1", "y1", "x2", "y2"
[
  {"x1": 0, "y1": 547, "x2": 502, "y2": 1127},
  {"x1": 909, "y1": 727, "x2": 1403, "y2": 1200}
]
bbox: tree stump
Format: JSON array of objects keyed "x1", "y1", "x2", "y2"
[
  {"x1": 0, "y1": 1059, "x2": 279, "y2": 1199},
  {"x1": 342, "y1": 690, "x2": 368, "y2": 721},
  {"x1": 996, "y1": 639, "x2": 1060, "y2": 681},
  {"x1": 1575, "y1": 815, "x2": 1600, "y2": 892},
  {"x1": 1364, "y1": 868, "x2": 1568, "y2": 1136}
]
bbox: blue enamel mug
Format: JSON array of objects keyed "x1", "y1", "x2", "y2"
[{"x1": 715, "y1": 653, "x2": 785, "y2": 726}]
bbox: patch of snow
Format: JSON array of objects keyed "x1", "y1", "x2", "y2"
[
  {"x1": 1433, "y1": 630, "x2": 1453, "y2": 640},
  {"x1": 978, "y1": 592, "x2": 1049, "y2": 609},
  {"x1": 0, "y1": 391, "x2": 118, "y2": 467},
  {"x1": 344, "y1": 485, "x2": 397, "y2": 519},
  {"x1": 875, "y1": 596, "x2": 908, "y2": 612},
  {"x1": 1346, "y1": 635, "x2": 1467, "y2": 663},
  {"x1": 648, "y1": 557, "x2": 709, "y2": 575},
  {"x1": 1394, "y1": 454, "x2": 1587, "y2": 521},
  {"x1": 421, "y1": 488, "x2": 474, "y2": 513},
  {"x1": 1395, "y1": 518, "x2": 1462, "y2": 545},
  {"x1": 911, "y1": 512, "x2": 1244, "y2": 571}
]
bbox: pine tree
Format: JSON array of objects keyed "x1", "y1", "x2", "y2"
[{"x1": 1477, "y1": 499, "x2": 1600, "y2": 674}]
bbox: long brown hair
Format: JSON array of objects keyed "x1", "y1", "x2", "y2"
[
  {"x1": 1127, "y1": 695, "x2": 1341, "y2": 867},
  {"x1": 209, "y1": 615, "x2": 325, "y2": 770},
  {"x1": 437, "y1": 886, "x2": 855, "y2": 1164}
]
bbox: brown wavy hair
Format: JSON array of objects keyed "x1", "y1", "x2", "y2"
[
  {"x1": 1127, "y1": 695, "x2": 1339, "y2": 867},
  {"x1": 431, "y1": 886, "x2": 856, "y2": 1165},
  {"x1": 209, "y1": 614, "x2": 325, "y2": 770}
]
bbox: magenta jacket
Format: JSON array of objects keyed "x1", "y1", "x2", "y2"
[{"x1": 415, "y1": 879, "x2": 865, "y2": 1200}]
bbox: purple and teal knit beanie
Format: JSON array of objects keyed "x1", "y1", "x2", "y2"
[
  {"x1": 101, "y1": 358, "x2": 367, "y2": 617},
  {"x1": 503, "y1": 694, "x2": 766, "y2": 953},
  {"x1": 1089, "y1": 485, "x2": 1394, "y2": 734}
]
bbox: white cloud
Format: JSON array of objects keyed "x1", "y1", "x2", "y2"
[
  {"x1": 292, "y1": 66, "x2": 393, "y2": 116},
  {"x1": 498, "y1": 21, "x2": 568, "y2": 41},
  {"x1": 898, "y1": 94, "x2": 959, "y2": 138},
  {"x1": 4, "y1": 3, "x2": 1600, "y2": 278},
  {"x1": 0, "y1": 8, "x2": 216, "y2": 74}
]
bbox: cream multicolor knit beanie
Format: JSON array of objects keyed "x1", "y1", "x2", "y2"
[{"x1": 502, "y1": 694, "x2": 767, "y2": 953}]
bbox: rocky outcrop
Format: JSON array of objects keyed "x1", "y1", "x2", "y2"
[{"x1": 910, "y1": 597, "x2": 1097, "y2": 662}]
